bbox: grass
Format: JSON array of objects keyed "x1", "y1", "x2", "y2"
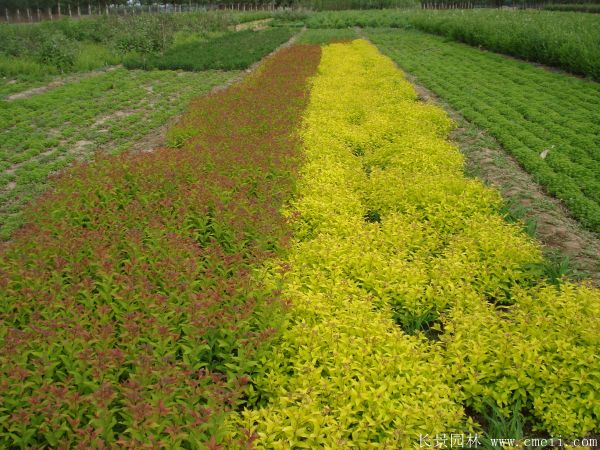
[
  {"x1": 73, "y1": 43, "x2": 121, "y2": 72},
  {"x1": 368, "y1": 28, "x2": 600, "y2": 232},
  {"x1": 124, "y1": 28, "x2": 294, "y2": 71},
  {"x1": 302, "y1": 9, "x2": 600, "y2": 79},
  {"x1": 0, "y1": 68, "x2": 237, "y2": 240}
]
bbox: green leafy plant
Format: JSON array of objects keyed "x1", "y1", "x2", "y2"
[{"x1": 124, "y1": 28, "x2": 294, "y2": 72}]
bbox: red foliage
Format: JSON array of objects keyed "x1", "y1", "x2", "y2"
[{"x1": 0, "y1": 45, "x2": 321, "y2": 448}]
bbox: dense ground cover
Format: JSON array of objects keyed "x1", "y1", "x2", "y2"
[
  {"x1": 229, "y1": 40, "x2": 600, "y2": 445},
  {"x1": 367, "y1": 29, "x2": 600, "y2": 232},
  {"x1": 0, "y1": 44, "x2": 321, "y2": 448},
  {"x1": 0, "y1": 69, "x2": 238, "y2": 240},
  {"x1": 544, "y1": 3, "x2": 600, "y2": 12},
  {"x1": 303, "y1": 9, "x2": 600, "y2": 79},
  {"x1": 296, "y1": 27, "x2": 358, "y2": 44},
  {"x1": 124, "y1": 28, "x2": 294, "y2": 71}
]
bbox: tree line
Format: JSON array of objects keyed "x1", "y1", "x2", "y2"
[{"x1": 0, "y1": 1, "x2": 235, "y2": 14}]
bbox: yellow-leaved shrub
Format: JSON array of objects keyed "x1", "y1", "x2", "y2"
[{"x1": 229, "y1": 40, "x2": 600, "y2": 444}]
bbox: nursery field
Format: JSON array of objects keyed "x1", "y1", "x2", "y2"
[
  {"x1": 367, "y1": 28, "x2": 600, "y2": 232},
  {"x1": 306, "y1": 9, "x2": 600, "y2": 80},
  {"x1": 1, "y1": 8, "x2": 600, "y2": 450},
  {"x1": 0, "y1": 15, "x2": 296, "y2": 240}
]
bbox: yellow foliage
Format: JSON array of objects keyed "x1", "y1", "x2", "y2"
[{"x1": 229, "y1": 40, "x2": 600, "y2": 444}]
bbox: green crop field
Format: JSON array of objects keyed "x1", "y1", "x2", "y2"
[
  {"x1": 124, "y1": 28, "x2": 294, "y2": 71},
  {"x1": 306, "y1": 9, "x2": 600, "y2": 80},
  {"x1": 0, "y1": 6, "x2": 598, "y2": 448}
]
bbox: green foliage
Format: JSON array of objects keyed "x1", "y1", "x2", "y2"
[
  {"x1": 297, "y1": 27, "x2": 359, "y2": 44},
  {"x1": 36, "y1": 32, "x2": 77, "y2": 72},
  {"x1": 0, "y1": 56, "x2": 57, "y2": 79},
  {"x1": 73, "y1": 43, "x2": 121, "y2": 72},
  {"x1": 0, "y1": 12, "x2": 240, "y2": 81},
  {"x1": 304, "y1": 9, "x2": 600, "y2": 79},
  {"x1": 300, "y1": 0, "x2": 418, "y2": 9},
  {"x1": 479, "y1": 400, "x2": 528, "y2": 449},
  {"x1": 370, "y1": 28, "x2": 600, "y2": 232},
  {"x1": 544, "y1": 3, "x2": 600, "y2": 13},
  {"x1": 124, "y1": 28, "x2": 294, "y2": 71}
]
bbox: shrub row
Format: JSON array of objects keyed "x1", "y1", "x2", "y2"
[
  {"x1": 303, "y1": 9, "x2": 600, "y2": 80},
  {"x1": 544, "y1": 3, "x2": 600, "y2": 13},
  {"x1": 369, "y1": 28, "x2": 600, "y2": 232},
  {"x1": 230, "y1": 40, "x2": 600, "y2": 445},
  {"x1": 124, "y1": 28, "x2": 294, "y2": 72},
  {"x1": 0, "y1": 44, "x2": 321, "y2": 448}
]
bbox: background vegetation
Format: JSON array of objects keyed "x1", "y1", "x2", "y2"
[
  {"x1": 0, "y1": 13, "x2": 234, "y2": 79},
  {"x1": 124, "y1": 27, "x2": 293, "y2": 70},
  {"x1": 544, "y1": 3, "x2": 600, "y2": 11},
  {"x1": 304, "y1": 9, "x2": 600, "y2": 80}
]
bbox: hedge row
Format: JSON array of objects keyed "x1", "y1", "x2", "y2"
[
  {"x1": 229, "y1": 40, "x2": 600, "y2": 445},
  {"x1": 0, "y1": 44, "x2": 321, "y2": 448},
  {"x1": 304, "y1": 9, "x2": 600, "y2": 80},
  {"x1": 124, "y1": 28, "x2": 294, "y2": 71}
]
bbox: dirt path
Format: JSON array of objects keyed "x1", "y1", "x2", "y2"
[
  {"x1": 409, "y1": 77, "x2": 600, "y2": 286},
  {"x1": 5, "y1": 66, "x2": 121, "y2": 101}
]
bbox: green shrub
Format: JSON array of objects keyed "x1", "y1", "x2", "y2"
[
  {"x1": 305, "y1": 9, "x2": 600, "y2": 79},
  {"x1": 36, "y1": 32, "x2": 77, "y2": 72},
  {"x1": 0, "y1": 56, "x2": 57, "y2": 79},
  {"x1": 125, "y1": 28, "x2": 294, "y2": 71},
  {"x1": 74, "y1": 43, "x2": 121, "y2": 72},
  {"x1": 544, "y1": 3, "x2": 600, "y2": 13}
]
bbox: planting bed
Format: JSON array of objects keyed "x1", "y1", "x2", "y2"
[
  {"x1": 124, "y1": 28, "x2": 294, "y2": 71},
  {"x1": 0, "y1": 44, "x2": 321, "y2": 448},
  {"x1": 226, "y1": 40, "x2": 599, "y2": 445}
]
